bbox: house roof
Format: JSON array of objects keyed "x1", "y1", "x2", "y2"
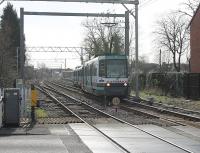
[{"x1": 189, "y1": 3, "x2": 200, "y2": 26}]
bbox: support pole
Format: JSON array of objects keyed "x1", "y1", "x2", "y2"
[
  {"x1": 65, "y1": 58, "x2": 66, "y2": 69},
  {"x1": 125, "y1": 11, "x2": 129, "y2": 56},
  {"x1": 81, "y1": 47, "x2": 83, "y2": 65},
  {"x1": 20, "y1": 8, "x2": 24, "y2": 80},
  {"x1": 135, "y1": 1, "x2": 139, "y2": 98},
  {"x1": 16, "y1": 47, "x2": 19, "y2": 75},
  {"x1": 159, "y1": 49, "x2": 162, "y2": 71}
]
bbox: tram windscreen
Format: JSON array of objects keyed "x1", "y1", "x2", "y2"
[{"x1": 106, "y1": 59, "x2": 127, "y2": 78}]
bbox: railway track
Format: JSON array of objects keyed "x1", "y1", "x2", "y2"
[
  {"x1": 36, "y1": 82, "x2": 196, "y2": 153},
  {"x1": 48, "y1": 80, "x2": 82, "y2": 94},
  {"x1": 121, "y1": 99, "x2": 200, "y2": 127},
  {"x1": 36, "y1": 99, "x2": 81, "y2": 124},
  {"x1": 48, "y1": 80, "x2": 200, "y2": 127},
  {"x1": 37, "y1": 84, "x2": 130, "y2": 153},
  {"x1": 56, "y1": 80, "x2": 200, "y2": 121},
  {"x1": 56, "y1": 80, "x2": 80, "y2": 91},
  {"x1": 126, "y1": 97, "x2": 200, "y2": 120}
]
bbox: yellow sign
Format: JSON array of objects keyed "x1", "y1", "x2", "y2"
[{"x1": 31, "y1": 89, "x2": 37, "y2": 107}]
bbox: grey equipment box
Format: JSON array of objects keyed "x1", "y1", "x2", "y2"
[{"x1": 3, "y1": 88, "x2": 21, "y2": 126}]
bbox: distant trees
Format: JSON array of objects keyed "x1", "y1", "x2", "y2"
[
  {"x1": 82, "y1": 18, "x2": 125, "y2": 59},
  {"x1": 0, "y1": 3, "x2": 21, "y2": 87},
  {"x1": 155, "y1": 14, "x2": 189, "y2": 72}
]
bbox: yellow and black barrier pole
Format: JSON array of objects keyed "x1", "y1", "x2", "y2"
[{"x1": 31, "y1": 84, "x2": 37, "y2": 123}]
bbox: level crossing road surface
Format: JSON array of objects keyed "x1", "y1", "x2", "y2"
[{"x1": 0, "y1": 123, "x2": 200, "y2": 153}]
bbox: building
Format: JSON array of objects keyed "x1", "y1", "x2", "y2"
[{"x1": 190, "y1": 4, "x2": 200, "y2": 72}]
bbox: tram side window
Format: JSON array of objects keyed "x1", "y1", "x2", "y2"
[
  {"x1": 86, "y1": 65, "x2": 89, "y2": 77},
  {"x1": 93, "y1": 64, "x2": 97, "y2": 76},
  {"x1": 85, "y1": 68, "x2": 87, "y2": 77},
  {"x1": 90, "y1": 64, "x2": 93, "y2": 76},
  {"x1": 78, "y1": 70, "x2": 81, "y2": 80},
  {"x1": 91, "y1": 63, "x2": 97, "y2": 76},
  {"x1": 99, "y1": 60, "x2": 106, "y2": 77},
  {"x1": 80, "y1": 69, "x2": 83, "y2": 77}
]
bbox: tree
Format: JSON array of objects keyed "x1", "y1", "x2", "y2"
[
  {"x1": 1, "y1": 3, "x2": 20, "y2": 47},
  {"x1": 0, "y1": 3, "x2": 21, "y2": 87},
  {"x1": 82, "y1": 18, "x2": 125, "y2": 58},
  {"x1": 155, "y1": 14, "x2": 189, "y2": 72},
  {"x1": 175, "y1": 0, "x2": 200, "y2": 72},
  {"x1": 178, "y1": 0, "x2": 200, "y2": 18}
]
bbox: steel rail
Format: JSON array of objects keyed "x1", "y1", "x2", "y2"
[
  {"x1": 124, "y1": 99, "x2": 200, "y2": 122},
  {"x1": 52, "y1": 80, "x2": 200, "y2": 124},
  {"x1": 49, "y1": 81, "x2": 80, "y2": 92},
  {"x1": 48, "y1": 81, "x2": 188, "y2": 126},
  {"x1": 49, "y1": 80, "x2": 198, "y2": 127},
  {"x1": 120, "y1": 105, "x2": 187, "y2": 126},
  {"x1": 40, "y1": 83, "x2": 194, "y2": 153},
  {"x1": 49, "y1": 81, "x2": 197, "y2": 127},
  {"x1": 37, "y1": 84, "x2": 131, "y2": 153},
  {"x1": 50, "y1": 82, "x2": 80, "y2": 93},
  {"x1": 127, "y1": 96, "x2": 200, "y2": 115}
]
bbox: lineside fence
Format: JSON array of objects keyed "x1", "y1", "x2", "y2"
[{"x1": 130, "y1": 73, "x2": 200, "y2": 99}]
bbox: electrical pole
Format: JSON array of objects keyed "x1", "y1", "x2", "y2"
[
  {"x1": 159, "y1": 49, "x2": 162, "y2": 71},
  {"x1": 125, "y1": 11, "x2": 129, "y2": 56},
  {"x1": 16, "y1": 47, "x2": 19, "y2": 75},
  {"x1": 20, "y1": 8, "x2": 24, "y2": 80},
  {"x1": 65, "y1": 58, "x2": 66, "y2": 69},
  {"x1": 135, "y1": 0, "x2": 139, "y2": 99},
  {"x1": 81, "y1": 47, "x2": 83, "y2": 65}
]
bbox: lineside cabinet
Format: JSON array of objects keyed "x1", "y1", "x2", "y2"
[{"x1": 3, "y1": 88, "x2": 21, "y2": 126}]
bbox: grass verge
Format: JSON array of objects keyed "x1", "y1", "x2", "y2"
[
  {"x1": 35, "y1": 108, "x2": 48, "y2": 118},
  {"x1": 131, "y1": 89, "x2": 200, "y2": 111}
]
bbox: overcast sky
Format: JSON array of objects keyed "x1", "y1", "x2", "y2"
[{"x1": 0, "y1": 0, "x2": 185, "y2": 69}]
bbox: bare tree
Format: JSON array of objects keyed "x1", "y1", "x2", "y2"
[
  {"x1": 178, "y1": 0, "x2": 200, "y2": 18},
  {"x1": 82, "y1": 18, "x2": 125, "y2": 58},
  {"x1": 155, "y1": 14, "x2": 189, "y2": 72}
]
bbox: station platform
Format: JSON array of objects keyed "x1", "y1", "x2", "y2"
[{"x1": 0, "y1": 123, "x2": 200, "y2": 153}]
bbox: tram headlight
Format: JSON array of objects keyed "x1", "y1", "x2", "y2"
[
  {"x1": 106, "y1": 83, "x2": 111, "y2": 87},
  {"x1": 124, "y1": 83, "x2": 127, "y2": 86}
]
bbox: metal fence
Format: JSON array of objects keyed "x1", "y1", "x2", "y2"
[
  {"x1": 183, "y1": 73, "x2": 200, "y2": 99},
  {"x1": 130, "y1": 72, "x2": 200, "y2": 99}
]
